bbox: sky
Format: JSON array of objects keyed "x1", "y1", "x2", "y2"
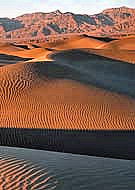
[{"x1": 0, "y1": 0, "x2": 134, "y2": 18}]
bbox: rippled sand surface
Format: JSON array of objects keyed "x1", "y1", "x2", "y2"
[
  {"x1": 0, "y1": 152, "x2": 57, "y2": 189},
  {"x1": 1, "y1": 50, "x2": 135, "y2": 130},
  {"x1": 0, "y1": 146, "x2": 135, "y2": 190},
  {"x1": 1, "y1": 35, "x2": 135, "y2": 188}
]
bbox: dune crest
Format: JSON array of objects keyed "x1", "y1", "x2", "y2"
[
  {"x1": 1, "y1": 34, "x2": 135, "y2": 159},
  {"x1": 0, "y1": 57, "x2": 135, "y2": 130},
  {"x1": 0, "y1": 42, "x2": 24, "y2": 54},
  {"x1": 39, "y1": 35, "x2": 106, "y2": 50},
  {"x1": 103, "y1": 37, "x2": 135, "y2": 50}
]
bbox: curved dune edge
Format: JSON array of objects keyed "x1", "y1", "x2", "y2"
[
  {"x1": 89, "y1": 49, "x2": 135, "y2": 64},
  {"x1": 0, "y1": 128, "x2": 135, "y2": 160},
  {"x1": 0, "y1": 42, "x2": 24, "y2": 52},
  {"x1": 103, "y1": 37, "x2": 135, "y2": 50},
  {"x1": 0, "y1": 153, "x2": 57, "y2": 190},
  {"x1": 0, "y1": 35, "x2": 106, "y2": 61},
  {"x1": 38, "y1": 35, "x2": 106, "y2": 50},
  {"x1": 0, "y1": 48, "x2": 54, "y2": 59},
  {"x1": 1, "y1": 38, "x2": 135, "y2": 159},
  {"x1": 89, "y1": 37, "x2": 135, "y2": 63},
  {"x1": 1, "y1": 58, "x2": 135, "y2": 130},
  {"x1": 1, "y1": 35, "x2": 135, "y2": 64}
]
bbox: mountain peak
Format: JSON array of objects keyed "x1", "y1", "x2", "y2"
[
  {"x1": 120, "y1": 6, "x2": 133, "y2": 9},
  {"x1": 103, "y1": 6, "x2": 134, "y2": 13},
  {"x1": 52, "y1": 10, "x2": 62, "y2": 15},
  {"x1": 1, "y1": 7, "x2": 135, "y2": 39}
]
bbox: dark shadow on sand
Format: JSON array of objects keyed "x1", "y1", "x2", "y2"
[
  {"x1": 0, "y1": 54, "x2": 30, "y2": 61},
  {"x1": 0, "y1": 54, "x2": 32, "y2": 67},
  {"x1": 0, "y1": 128, "x2": 135, "y2": 160},
  {"x1": 31, "y1": 50, "x2": 135, "y2": 98}
]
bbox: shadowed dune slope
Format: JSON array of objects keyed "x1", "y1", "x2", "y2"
[
  {"x1": 39, "y1": 35, "x2": 106, "y2": 50},
  {"x1": 51, "y1": 49, "x2": 135, "y2": 97},
  {"x1": 13, "y1": 43, "x2": 40, "y2": 50},
  {"x1": 1, "y1": 53, "x2": 135, "y2": 130},
  {"x1": 0, "y1": 54, "x2": 30, "y2": 67}
]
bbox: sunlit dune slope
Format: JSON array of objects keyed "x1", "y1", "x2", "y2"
[
  {"x1": 0, "y1": 42, "x2": 24, "y2": 54},
  {"x1": 89, "y1": 49, "x2": 135, "y2": 64},
  {"x1": 1, "y1": 51, "x2": 135, "y2": 130},
  {"x1": 39, "y1": 35, "x2": 106, "y2": 50},
  {"x1": 84, "y1": 37, "x2": 135, "y2": 64},
  {"x1": 103, "y1": 37, "x2": 135, "y2": 50},
  {"x1": 2, "y1": 47, "x2": 54, "y2": 60}
]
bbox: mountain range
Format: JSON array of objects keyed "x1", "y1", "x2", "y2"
[{"x1": 0, "y1": 6, "x2": 135, "y2": 39}]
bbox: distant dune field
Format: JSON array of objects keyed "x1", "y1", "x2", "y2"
[{"x1": 38, "y1": 35, "x2": 106, "y2": 50}]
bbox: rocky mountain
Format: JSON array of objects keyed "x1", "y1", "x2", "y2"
[{"x1": 0, "y1": 6, "x2": 135, "y2": 39}]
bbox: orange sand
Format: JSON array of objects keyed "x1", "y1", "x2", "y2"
[
  {"x1": 0, "y1": 59, "x2": 135, "y2": 130},
  {"x1": 103, "y1": 37, "x2": 135, "y2": 50},
  {"x1": 39, "y1": 35, "x2": 106, "y2": 50},
  {"x1": 0, "y1": 34, "x2": 135, "y2": 130}
]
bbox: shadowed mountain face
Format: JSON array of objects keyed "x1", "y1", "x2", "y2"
[
  {"x1": 0, "y1": 18, "x2": 24, "y2": 32},
  {"x1": 1, "y1": 6, "x2": 135, "y2": 39}
]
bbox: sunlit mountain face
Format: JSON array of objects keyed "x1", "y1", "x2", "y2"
[{"x1": 0, "y1": 7, "x2": 135, "y2": 40}]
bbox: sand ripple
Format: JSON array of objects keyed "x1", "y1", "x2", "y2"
[
  {"x1": 0, "y1": 153, "x2": 57, "y2": 190},
  {"x1": 0, "y1": 60, "x2": 135, "y2": 130}
]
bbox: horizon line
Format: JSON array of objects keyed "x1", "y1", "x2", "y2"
[{"x1": 1, "y1": 5, "x2": 135, "y2": 19}]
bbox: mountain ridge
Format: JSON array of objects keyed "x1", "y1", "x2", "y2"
[{"x1": 0, "y1": 6, "x2": 135, "y2": 39}]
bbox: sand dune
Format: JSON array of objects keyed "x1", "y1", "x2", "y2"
[
  {"x1": 1, "y1": 47, "x2": 54, "y2": 60},
  {"x1": 0, "y1": 53, "x2": 29, "y2": 67},
  {"x1": 83, "y1": 37, "x2": 135, "y2": 64},
  {"x1": 39, "y1": 35, "x2": 106, "y2": 50},
  {"x1": 0, "y1": 153, "x2": 57, "y2": 189},
  {"x1": 50, "y1": 49, "x2": 135, "y2": 97},
  {"x1": 89, "y1": 49, "x2": 135, "y2": 64},
  {"x1": 13, "y1": 48, "x2": 53, "y2": 59},
  {"x1": 0, "y1": 42, "x2": 24, "y2": 54},
  {"x1": 1, "y1": 35, "x2": 135, "y2": 159},
  {"x1": 103, "y1": 37, "x2": 135, "y2": 50},
  {"x1": 1, "y1": 53, "x2": 135, "y2": 130},
  {"x1": 14, "y1": 43, "x2": 40, "y2": 50}
]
